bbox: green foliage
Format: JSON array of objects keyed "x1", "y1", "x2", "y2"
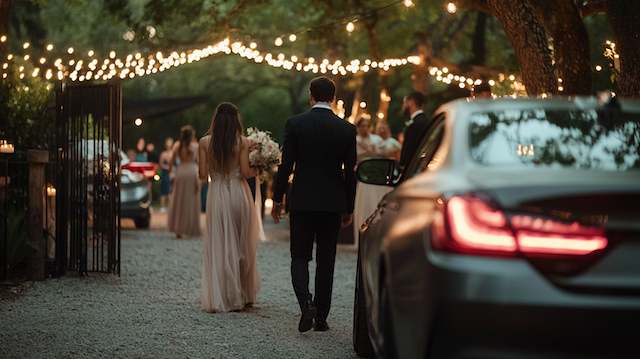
[
  {"x1": 0, "y1": 59, "x2": 54, "y2": 150},
  {"x1": 6, "y1": 201, "x2": 31, "y2": 271},
  {"x1": 6, "y1": 0, "x2": 615, "y2": 149}
]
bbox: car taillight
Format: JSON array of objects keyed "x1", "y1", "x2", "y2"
[{"x1": 433, "y1": 195, "x2": 608, "y2": 258}]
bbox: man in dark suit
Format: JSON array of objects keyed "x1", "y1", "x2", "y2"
[
  {"x1": 399, "y1": 91, "x2": 430, "y2": 169},
  {"x1": 272, "y1": 77, "x2": 357, "y2": 333}
]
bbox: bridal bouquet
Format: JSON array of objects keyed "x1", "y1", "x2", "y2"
[{"x1": 247, "y1": 127, "x2": 281, "y2": 181}]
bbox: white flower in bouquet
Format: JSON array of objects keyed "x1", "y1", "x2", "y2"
[{"x1": 246, "y1": 128, "x2": 281, "y2": 180}]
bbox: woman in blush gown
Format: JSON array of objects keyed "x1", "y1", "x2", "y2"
[
  {"x1": 198, "y1": 103, "x2": 260, "y2": 313},
  {"x1": 168, "y1": 126, "x2": 202, "y2": 238}
]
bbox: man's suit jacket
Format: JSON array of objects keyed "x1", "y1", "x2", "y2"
[
  {"x1": 399, "y1": 112, "x2": 430, "y2": 169},
  {"x1": 273, "y1": 107, "x2": 357, "y2": 214}
]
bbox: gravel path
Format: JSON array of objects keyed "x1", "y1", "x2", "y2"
[{"x1": 0, "y1": 221, "x2": 359, "y2": 358}]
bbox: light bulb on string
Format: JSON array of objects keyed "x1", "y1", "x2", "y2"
[
  {"x1": 0, "y1": 35, "x2": 6, "y2": 43},
  {"x1": 403, "y1": 0, "x2": 414, "y2": 7},
  {"x1": 346, "y1": 22, "x2": 355, "y2": 33},
  {"x1": 446, "y1": 2, "x2": 457, "y2": 14},
  {"x1": 274, "y1": 37, "x2": 283, "y2": 46},
  {"x1": 289, "y1": 34, "x2": 297, "y2": 42},
  {"x1": 23, "y1": 42, "x2": 30, "y2": 49},
  {"x1": 46, "y1": 44, "x2": 54, "y2": 51}
]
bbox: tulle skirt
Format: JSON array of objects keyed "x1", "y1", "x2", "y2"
[{"x1": 201, "y1": 176, "x2": 260, "y2": 313}]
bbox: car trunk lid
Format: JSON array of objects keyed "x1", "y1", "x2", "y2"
[{"x1": 468, "y1": 168, "x2": 640, "y2": 295}]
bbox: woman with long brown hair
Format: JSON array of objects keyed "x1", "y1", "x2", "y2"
[
  {"x1": 198, "y1": 102, "x2": 260, "y2": 313},
  {"x1": 167, "y1": 125, "x2": 201, "y2": 238}
]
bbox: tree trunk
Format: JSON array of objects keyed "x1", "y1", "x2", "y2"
[
  {"x1": 412, "y1": 32, "x2": 430, "y2": 94},
  {"x1": 529, "y1": 0, "x2": 592, "y2": 95},
  {"x1": 362, "y1": 12, "x2": 390, "y2": 123},
  {"x1": 486, "y1": 0, "x2": 557, "y2": 95},
  {"x1": 471, "y1": 12, "x2": 487, "y2": 65},
  {"x1": 607, "y1": 0, "x2": 640, "y2": 97}
]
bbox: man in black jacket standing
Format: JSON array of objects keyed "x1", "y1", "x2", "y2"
[
  {"x1": 272, "y1": 77, "x2": 357, "y2": 333},
  {"x1": 399, "y1": 91, "x2": 429, "y2": 169}
]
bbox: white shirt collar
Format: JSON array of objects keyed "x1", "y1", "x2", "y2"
[
  {"x1": 405, "y1": 109, "x2": 424, "y2": 127},
  {"x1": 312, "y1": 102, "x2": 333, "y2": 111},
  {"x1": 410, "y1": 109, "x2": 424, "y2": 121}
]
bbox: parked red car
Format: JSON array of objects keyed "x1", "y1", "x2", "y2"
[{"x1": 121, "y1": 161, "x2": 157, "y2": 179}]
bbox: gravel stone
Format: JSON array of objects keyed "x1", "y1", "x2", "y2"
[{"x1": 0, "y1": 222, "x2": 359, "y2": 358}]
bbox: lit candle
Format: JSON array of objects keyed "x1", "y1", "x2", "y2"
[{"x1": 0, "y1": 140, "x2": 15, "y2": 154}]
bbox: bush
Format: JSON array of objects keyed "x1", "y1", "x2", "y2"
[{"x1": 0, "y1": 59, "x2": 55, "y2": 150}]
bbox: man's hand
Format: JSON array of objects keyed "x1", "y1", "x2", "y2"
[
  {"x1": 271, "y1": 202, "x2": 284, "y2": 224},
  {"x1": 341, "y1": 213, "x2": 353, "y2": 228}
]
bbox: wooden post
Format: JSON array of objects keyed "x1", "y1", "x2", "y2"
[{"x1": 27, "y1": 150, "x2": 48, "y2": 280}]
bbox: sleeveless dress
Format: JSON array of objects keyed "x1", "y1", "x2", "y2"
[
  {"x1": 200, "y1": 136, "x2": 261, "y2": 313},
  {"x1": 168, "y1": 142, "x2": 202, "y2": 237}
]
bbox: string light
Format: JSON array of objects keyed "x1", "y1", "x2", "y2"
[
  {"x1": 46, "y1": 44, "x2": 54, "y2": 51},
  {"x1": 1, "y1": 30, "x2": 518, "y2": 91},
  {"x1": 22, "y1": 42, "x2": 30, "y2": 49},
  {"x1": 446, "y1": 2, "x2": 457, "y2": 14},
  {"x1": 346, "y1": 22, "x2": 355, "y2": 33},
  {"x1": 403, "y1": 0, "x2": 414, "y2": 7},
  {"x1": 0, "y1": 35, "x2": 6, "y2": 42},
  {"x1": 288, "y1": 34, "x2": 297, "y2": 42},
  {"x1": 274, "y1": 37, "x2": 283, "y2": 46},
  {"x1": 595, "y1": 65, "x2": 602, "y2": 71}
]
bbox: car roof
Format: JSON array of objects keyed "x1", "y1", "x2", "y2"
[{"x1": 435, "y1": 96, "x2": 640, "y2": 116}]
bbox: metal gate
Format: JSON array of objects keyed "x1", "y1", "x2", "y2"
[{"x1": 55, "y1": 83, "x2": 122, "y2": 275}]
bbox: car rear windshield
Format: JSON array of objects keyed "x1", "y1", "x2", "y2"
[{"x1": 469, "y1": 108, "x2": 640, "y2": 171}]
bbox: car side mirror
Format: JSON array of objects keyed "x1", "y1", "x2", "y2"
[{"x1": 356, "y1": 159, "x2": 397, "y2": 186}]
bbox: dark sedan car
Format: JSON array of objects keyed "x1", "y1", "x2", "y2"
[
  {"x1": 353, "y1": 97, "x2": 640, "y2": 359},
  {"x1": 120, "y1": 151, "x2": 151, "y2": 228}
]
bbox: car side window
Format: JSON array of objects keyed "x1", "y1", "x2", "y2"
[{"x1": 404, "y1": 115, "x2": 446, "y2": 178}]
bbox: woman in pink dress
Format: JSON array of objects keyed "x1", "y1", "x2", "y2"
[
  {"x1": 198, "y1": 103, "x2": 260, "y2": 313},
  {"x1": 167, "y1": 125, "x2": 202, "y2": 238}
]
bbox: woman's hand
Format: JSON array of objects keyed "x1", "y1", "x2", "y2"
[{"x1": 246, "y1": 138, "x2": 258, "y2": 152}]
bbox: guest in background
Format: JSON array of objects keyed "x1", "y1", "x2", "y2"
[
  {"x1": 353, "y1": 116, "x2": 386, "y2": 241},
  {"x1": 399, "y1": 91, "x2": 429, "y2": 169},
  {"x1": 375, "y1": 121, "x2": 401, "y2": 161},
  {"x1": 355, "y1": 117, "x2": 382, "y2": 161},
  {"x1": 135, "y1": 138, "x2": 148, "y2": 162},
  {"x1": 146, "y1": 142, "x2": 159, "y2": 164},
  {"x1": 126, "y1": 149, "x2": 136, "y2": 163},
  {"x1": 472, "y1": 82, "x2": 493, "y2": 99},
  {"x1": 158, "y1": 137, "x2": 174, "y2": 211},
  {"x1": 168, "y1": 126, "x2": 201, "y2": 238}
]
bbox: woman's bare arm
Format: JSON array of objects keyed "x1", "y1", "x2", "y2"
[
  {"x1": 168, "y1": 142, "x2": 179, "y2": 173},
  {"x1": 198, "y1": 137, "x2": 209, "y2": 182},
  {"x1": 239, "y1": 137, "x2": 257, "y2": 179}
]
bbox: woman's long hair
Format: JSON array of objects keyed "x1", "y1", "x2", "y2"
[
  {"x1": 208, "y1": 102, "x2": 243, "y2": 174},
  {"x1": 178, "y1": 125, "x2": 195, "y2": 158}
]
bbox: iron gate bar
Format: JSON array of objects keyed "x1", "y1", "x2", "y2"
[{"x1": 56, "y1": 82, "x2": 121, "y2": 276}]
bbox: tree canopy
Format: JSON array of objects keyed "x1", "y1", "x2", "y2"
[{"x1": 2, "y1": 0, "x2": 623, "y2": 150}]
